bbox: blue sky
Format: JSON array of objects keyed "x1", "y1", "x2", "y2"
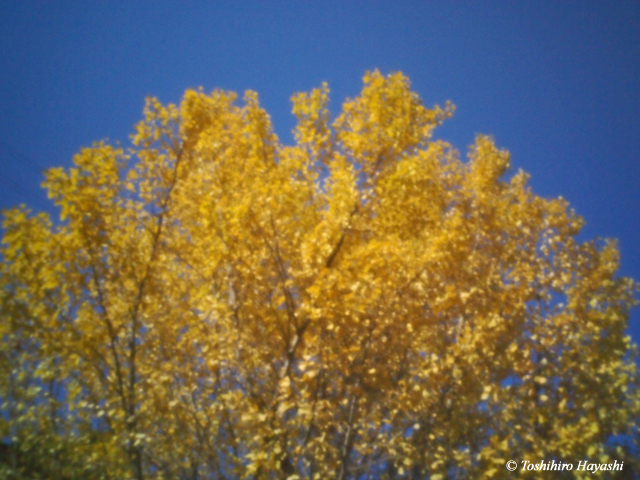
[{"x1": 1, "y1": 1, "x2": 639, "y2": 338}]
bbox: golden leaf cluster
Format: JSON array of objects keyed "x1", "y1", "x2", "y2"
[{"x1": 1, "y1": 71, "x2": 638, "y2": 479}]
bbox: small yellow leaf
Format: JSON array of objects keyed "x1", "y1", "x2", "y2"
[{"x1": 534, "y1": 376, "x2": 547, "y2": 385}]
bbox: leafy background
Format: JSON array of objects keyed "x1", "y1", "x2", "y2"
[{"x1": 0, "y1": 0, "x2": 639, "y2": 342}]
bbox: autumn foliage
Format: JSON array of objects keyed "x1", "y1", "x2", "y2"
[{"x1": 1, "y1": 71, "x2": 638, "y2": 479}]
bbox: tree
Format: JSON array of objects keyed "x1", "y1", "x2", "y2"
[{"x1": 1, "y1": 70, "x2": 638, "y2": 480}]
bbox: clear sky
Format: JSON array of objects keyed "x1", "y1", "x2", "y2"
[{"x1": 1, "y1": 1, "x2": 639, "y2": 339}]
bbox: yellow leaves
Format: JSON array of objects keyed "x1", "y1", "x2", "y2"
[
  {"x1": 483, "y1": 468, "x2": 499, "y2": 479},
  {"x1": 481, "y1": 386, "x2": 492, "y2": 401},
  {"x1": 558, "y1": 397, "x2": 567, "y2": 412},
  {"x1": 1, "y1": 71, "x2": 639, "y2": 479},
  {"x1": 42, "y1": 142, "x2": 126, "y2": 228},
  {"x1": 459, "y1": 288, "x2": 476, "y2": 304},
  {"x1": 292, "y1": 82, "x2": 331, "y2": 157},
  {"x1": 278, "y1": 375, "x2": 292, "y2": 395},
  {"x1": 534, "y1": 376, "x2": 547, "y2": 385},
  {"x1": 334, "y1": 70, "x2": 454, "y2": 179},
  {"x1": 465, "y1": 135, "x2": 510, "y2": 205}
]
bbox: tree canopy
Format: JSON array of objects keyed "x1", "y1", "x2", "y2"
[{"x1": 1, "y1": 71, "x2": 638, "y2": 479}]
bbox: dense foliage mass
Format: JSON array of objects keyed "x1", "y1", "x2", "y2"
[{"x1": 1, "y1": 71, "x2": 638, "y2": 479}]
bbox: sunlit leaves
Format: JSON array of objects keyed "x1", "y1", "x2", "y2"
[{"x1": 1, "y1": 70, "x2": 638, "y2": 479}]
